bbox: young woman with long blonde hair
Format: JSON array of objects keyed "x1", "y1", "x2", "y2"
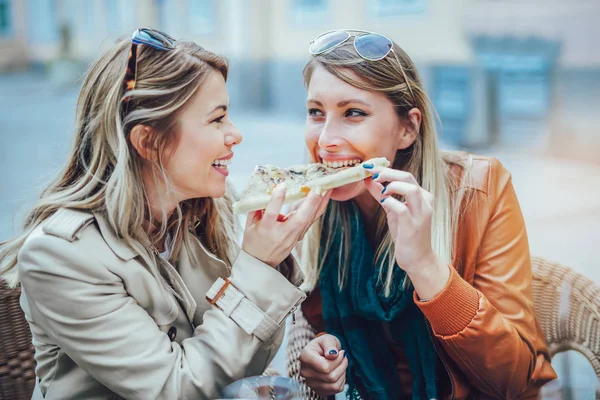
[
  {"x1": 0, "y1": 28, "x2": 329, "y2": 399},
  {"x1": 293, "y1": 30, "x2": 557, "y2": 399}
]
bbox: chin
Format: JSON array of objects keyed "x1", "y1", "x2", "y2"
[
  {"x1": 330, "y1": 181, "x2": 367, "y2": 202},
  {"x1": 209, "y1": 186, "x2": 227, "y2": 199},
  {"x1": 194, "y1": 181, "x2": 226, "y2": 200}
]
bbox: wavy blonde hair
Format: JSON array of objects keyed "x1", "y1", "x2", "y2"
[
  {"x1": 300, "y1": 37, "x2": 471, "y2": 295},
  {"x1": 0, "y1": 37, "x2": 238, "y2": 289}
]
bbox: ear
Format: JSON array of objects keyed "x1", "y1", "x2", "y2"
[
  {"x1": 129, "y1": 125, "x2": 158, "y2": 161},
  {"x1": 397, "y1": 108, "x2": 422, "y2": 150}
]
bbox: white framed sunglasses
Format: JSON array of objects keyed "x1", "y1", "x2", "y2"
[
  {"x1": 309, "y1": 29, "x2": 394, "y2": 61},
  {"x1": 309, "y1": 29, "x2": 417, "y2": 103}
]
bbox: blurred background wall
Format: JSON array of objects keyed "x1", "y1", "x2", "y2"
[{"x1": 2, "y1": 0, "x2": 600, "y2": 153}]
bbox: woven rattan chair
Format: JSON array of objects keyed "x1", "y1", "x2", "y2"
[
  {"x1": 0, "y1": 279, "x2": 36, "y2": 400},
  {"x1": 532, "y1": 257, "x2": 600, "y2": 397},
  {"x1": 285, "y1": 257, "x2": 600, "y2": 399}
]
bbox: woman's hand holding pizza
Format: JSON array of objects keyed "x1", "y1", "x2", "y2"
[
  {"x1": 242, "y1": 185, "x2": 331, "y2": 267},
  {"x1": 363, "y1": 165, "x2": 450, "y2": 300}
]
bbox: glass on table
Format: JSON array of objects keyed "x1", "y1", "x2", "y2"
[{"x1": 217, "y1": 375, "x2": 302, "y2": 400}]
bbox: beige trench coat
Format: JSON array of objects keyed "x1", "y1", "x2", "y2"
[{"x1": 17, "y1": 208, "x2": 306, "y2": 399}]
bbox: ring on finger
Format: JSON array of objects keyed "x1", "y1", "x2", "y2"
[{"x1": 278, "y1": 210, "x2": 297, "y2": 222}]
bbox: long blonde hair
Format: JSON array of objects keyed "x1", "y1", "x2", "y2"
[
  {"x1": 300, "y1": 37, "x2": 470, "y2": 295},
  {"x1": 0, "y1": 36, "x2": 238, "y2": 289}
]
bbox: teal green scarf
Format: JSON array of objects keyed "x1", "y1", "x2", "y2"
[{"x1": 319, "y1": 202, "x2": 438, "y2": 400}]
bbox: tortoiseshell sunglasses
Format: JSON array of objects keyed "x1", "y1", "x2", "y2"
[{"x1": 121, "y1": 27, "x2": 176, "y2": 115}]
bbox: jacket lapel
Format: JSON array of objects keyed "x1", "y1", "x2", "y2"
[{"x1": 92, "y1": 212, "x2": 200, "y2": 325}]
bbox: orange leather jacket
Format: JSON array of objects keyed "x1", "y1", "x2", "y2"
[{"x1": 302, "y1": 154, "x2": 557, "y2": 399}]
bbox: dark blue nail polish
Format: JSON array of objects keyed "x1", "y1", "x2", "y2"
[
  {"x1": 381, "y1": 187, "x2": 386, "y2": 194},
  {"x1": 362, "y1": 163, "x2": 374, "y2": 169},
  {"x1": 380, "y1": 198, "x2": 386, "y2": 203},
  {"x1": 328, "y1": 349, "x2": 338, "y2": 355},
  {"x1": 372, "y1": 173, "x2": 379, "y2": 180}
]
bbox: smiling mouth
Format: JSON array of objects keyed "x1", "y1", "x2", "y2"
[{"x1": 320, "y1": 158, "x2": 363, "y2": 169}]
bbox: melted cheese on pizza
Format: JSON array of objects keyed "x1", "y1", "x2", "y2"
[{"x1": 239, "y1": 163, "x2": 339, "y2": 199}]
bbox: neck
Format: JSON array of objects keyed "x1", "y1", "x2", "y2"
[
  {"x1": 352, "y1": 191, "x2": 381, "y2": 248},
  {"x1": 353, "y1": 190, "x2": 379, "y2": 222},
  {"x1": 142, "y1": 166, "x2": 178, "y2": 249}
]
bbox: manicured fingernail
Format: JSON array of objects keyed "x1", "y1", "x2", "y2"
[
  {"x1": 362, "y1": 163, "x2": 374, "y2": 169},
  {"x1": 328, "y1": 349, "x2": 338, "y2": 355},
  {"x1": 380, "y1": 198, "x2": 386, "y2": 203},
  {"x1": 381, "y1": 187, "x2": 386, "y2": 194},
  {"x1": 372, "y1": 173, "x2": 379, "y2": 180}
]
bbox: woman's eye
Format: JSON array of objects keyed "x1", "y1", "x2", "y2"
[
  {"x1": 345, "y1": 108, "x2": 368, "y2": 118},
  {"x1": 213, "y1": 115, "x2": 225, "y2": 124},
  {"x1": 308, "y1": 108, "x2": 324, "y2": 117}
]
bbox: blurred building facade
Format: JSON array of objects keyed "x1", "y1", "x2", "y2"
[{"x1": 1, "y1": 0, "x2": 599, "y2": 153}]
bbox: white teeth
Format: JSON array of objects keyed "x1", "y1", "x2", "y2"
[
  {"x1": 321, "y1": 158, "x2": 363, "y2": 168},
  {"x1": 212, "y1": 158, "x2": 231, "y2": 168}
]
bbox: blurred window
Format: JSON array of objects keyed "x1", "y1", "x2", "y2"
[
  {"x1": 371, "y1": 0, "x2": 427, "y2": 16},
  {"x1": 189, "y1": 0, "x2": 215, "y2": 36},
  {"x1": 498, "y1": 70, "x2": 550, "y2": 118},
  {"x1": 291, "y1": 0, "x2": 329, "y2": 26},
  {"x1": 432, "y1": 66, "x2": 471, "y2": 146},
  {"x1": 0, "y1": 0, "x2": 11, "y2": 36}
]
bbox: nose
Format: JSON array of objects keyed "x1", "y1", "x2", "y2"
[
  {"x1": 225, "y1": 121, "x2": 242, "y2": 146},
  {"x1": 316, "y1": 119, "x2": 344, "y2": 150}
]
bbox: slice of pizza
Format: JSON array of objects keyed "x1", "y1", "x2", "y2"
[{"x1": 233, "y1": 157, "x2": 390, "y2": 214}]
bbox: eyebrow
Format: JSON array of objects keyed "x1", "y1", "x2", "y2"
[
  {"x1": 306, "y1": 98, "x2": 373, "y2": 107},
  {"x1": 337, "y1": 99, "x2": 372, "y2": 107},
  {"x1": 207, "y1": 104, "x2": 228, "y2": 115}
]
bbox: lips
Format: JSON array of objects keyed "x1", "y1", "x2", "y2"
[
  {"x1": 212, "y1": 153, "x2": 233, "y2": 168},
  {"x1": 212, "y1": 153, "x2": 233, "y2": 177}
]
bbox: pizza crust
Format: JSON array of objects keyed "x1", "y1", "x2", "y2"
[{"x1": 233, "y1": 157, "x2": 390, "y2": 214}]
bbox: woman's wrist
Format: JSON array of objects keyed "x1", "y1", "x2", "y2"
[
  {"x1": 406, "y1": 254, "x2": 450, "y2": 301},
  {"x1": 241, "y1": 244, "x2": 279, "y2": 268}
]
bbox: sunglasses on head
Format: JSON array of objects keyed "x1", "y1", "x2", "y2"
[
  {"x1": 309, "y1": 29, "x2": 394, "y2": 61},
  {"x1": 309, "y1": 29, "x2": 417, "y2": 104},
  {"x1": 121, "y1": 27, "x2": 176, "y2": 115}
]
